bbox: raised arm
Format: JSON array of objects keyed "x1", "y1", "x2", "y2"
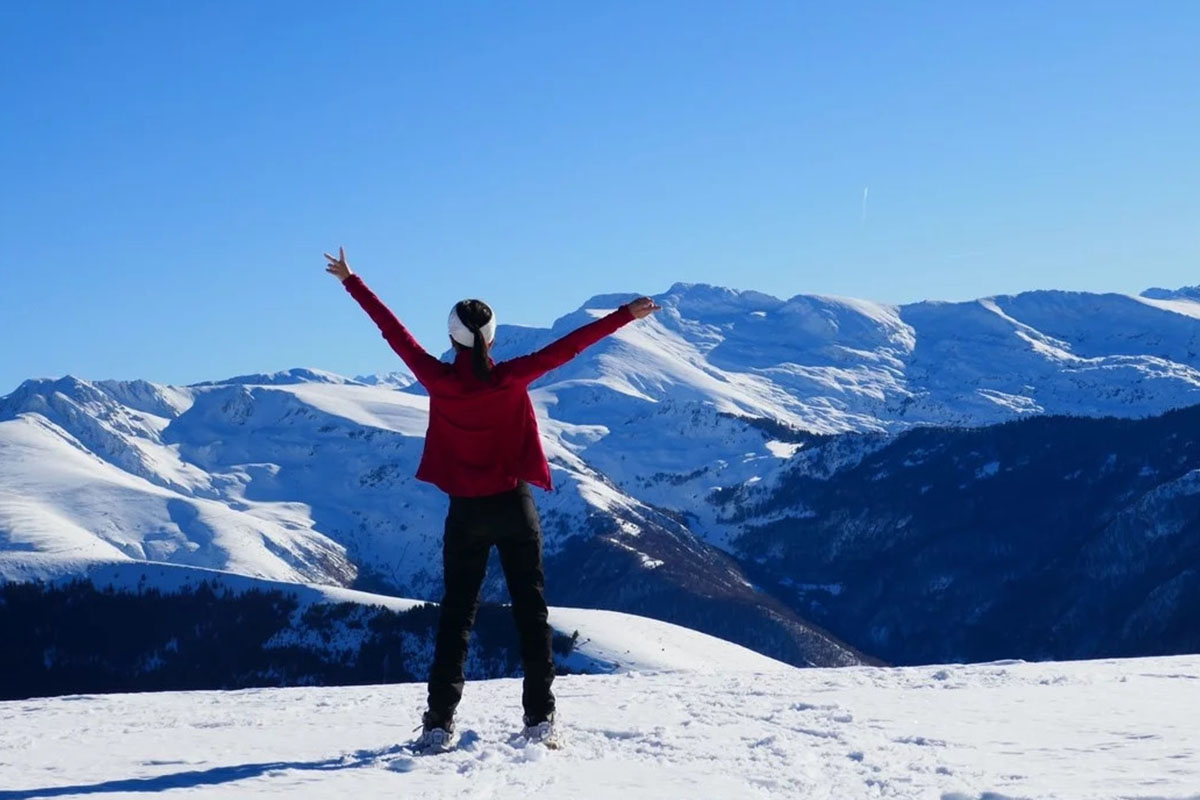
[
  {"x1": 500, "y1": 297, "x2": 660, "y2": 385},
  {"x1": 324, "y1": 247, "x2": 444, "y2": 387}
]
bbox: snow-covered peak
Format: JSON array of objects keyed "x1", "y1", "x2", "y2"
[
  {"x1": 659, "y1": 281, "x2": 785, "y2": 317},
  {"x1": 352, "y1": 370, "x2": 418, "y2": 389},
  {"x1": 1, "y1": 374, "x2": 192, "y2": 423},
  {"x1": 3, "y1": 374, "x2": 106, "y2": 408},
  {"x1": 190, "y1": 367, "x2": 362, "y2": 387}
]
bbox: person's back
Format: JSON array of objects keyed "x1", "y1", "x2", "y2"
[
  {"x1": 338, "y1": 268, "x2": 639, "y2": 497},
  {"x1": 324, "y1": 246, "x2": 660, "y2": 753},
  {"x1": 418, "y1": 348, "x2": 564, "y2": 498}
]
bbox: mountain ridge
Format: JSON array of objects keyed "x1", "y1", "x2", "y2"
[{"x1": 4, "y1": 280, "x2": 1200, "y2": 667}]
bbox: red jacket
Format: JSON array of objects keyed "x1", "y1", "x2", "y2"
[{"x1": 343, "y1": 273, "x2": 635, "y2": 497}]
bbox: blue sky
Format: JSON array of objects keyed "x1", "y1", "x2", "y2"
[{"x1": 2, "y1": 1, "x2": 1197, "y2": 393}]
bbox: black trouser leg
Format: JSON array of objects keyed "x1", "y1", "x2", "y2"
[
  {"x1": 495, "y1": 483, "x2": 556, "y2": 722},
  {"x1": 426, "y1": 503, "x2": 490, "y2": 724}
]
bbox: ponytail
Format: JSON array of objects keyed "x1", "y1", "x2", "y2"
[{"x1": 469, "y1": 321, "x2": 492, "y2": 382}]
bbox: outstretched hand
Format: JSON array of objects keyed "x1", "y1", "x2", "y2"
[
  {"x1": 324, "y1": 246, "x2": 353, "y2": 282},
  {"x1": 624, "y1": 297, "x2": 662, "y2": 320}
]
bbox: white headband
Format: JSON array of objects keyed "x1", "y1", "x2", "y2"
[{"x1": 448, "y1": 305, "x2": 497, "y2": 348}]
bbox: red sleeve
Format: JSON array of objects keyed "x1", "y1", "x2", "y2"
[
  {"x1": 342, "y1": 274, "x2": 445, "y2": 387},
  {"x1": 499, "y1": 305, "x2": 636, "y2": 386}
]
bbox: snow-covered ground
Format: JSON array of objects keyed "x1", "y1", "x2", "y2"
[{"x1": 2, "y1": 655, "x2": 1197, "y2": 800}]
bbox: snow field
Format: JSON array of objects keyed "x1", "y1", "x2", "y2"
[{"x1": 2, "y1": 656, "x2": 1197, "y2": 799}]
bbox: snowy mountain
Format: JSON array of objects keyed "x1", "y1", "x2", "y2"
[
  {"x1": 2, "y1": 652, "x2": 1197, "y2": 799},
  {"x1": 0, "y1": 372, "x2": 858, "y2": 668},
  {"x1": 3, "y1": 282, "x2": 1200, "y2": 668},
  {"x1": 503, "y1": 281, "x2": 1200, "y2": 437}
]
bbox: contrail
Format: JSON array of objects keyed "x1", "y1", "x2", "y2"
[{"x1": 861, "y1": 186, "x2": 869, "y2": 226}]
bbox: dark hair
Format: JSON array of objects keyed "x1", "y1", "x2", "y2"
[{"x1": 454, "y1": 299, "x2": 494, "y2": 382}]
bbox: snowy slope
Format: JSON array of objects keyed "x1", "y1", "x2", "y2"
[
  {"x1": 2, "y1": 655, "x2": 1197, "y2": 799},
  {"x1": 549, "y1": 606, "x2": 791, "y2": 674},
  {"x1": 0, "y1": 392, "x2": 355, "y2": 584}
]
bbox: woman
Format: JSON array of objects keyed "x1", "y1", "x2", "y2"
[{"x1": 324, "y1": 247, "x2": 660, "y2": 752}]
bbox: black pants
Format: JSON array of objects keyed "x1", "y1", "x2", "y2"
[{"x1": 426, "y1": 480, "x2": 555, "y2": 724}]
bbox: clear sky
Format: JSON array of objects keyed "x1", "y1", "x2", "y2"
[{"x1": 2, "y1": 1, "x2": 1197, "y2": 394}]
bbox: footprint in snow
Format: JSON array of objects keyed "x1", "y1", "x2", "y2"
[
  {"x1": 791, "y1": 701, "x2": 838, "y2": 711},
  {"x1": 893, "y1": 734, "x2": 947, "y2": 747}
]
